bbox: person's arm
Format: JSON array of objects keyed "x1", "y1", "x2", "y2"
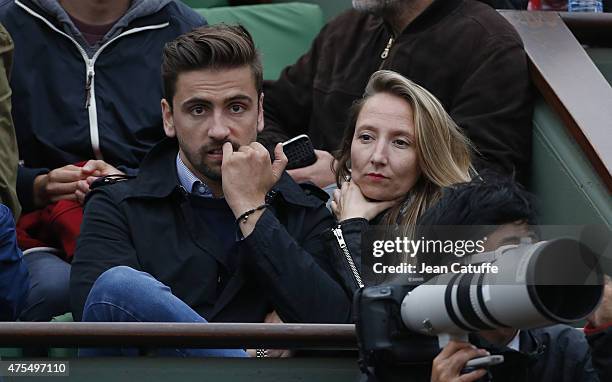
[
  {"x1": 17, "y1": 166, "x2": 49, "y2": 213},
  {"x1": 69, "y1": 188, "x2": 140, "y2": 321},
  {"x1": 0, "y1": 26, "x2": 20, "y2": 219},
  {"x1": 222, "y1": 142, "x2": 351, "y2": 323},
  {"x1": 450, "y1": 33, "x2": 533, "y2": 185},
  {"x1": 242, "y1": 204, "x2": 352, "y2": 324},
  {"x1": 21, "y1": 159, "x2": 127, "y2": 209}
]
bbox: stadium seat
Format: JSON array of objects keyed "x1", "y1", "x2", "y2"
[
  {"x1": 197, "y1": 3, "x2": 324, "y2": 80},
  {"x1": 182, "y1": 0, "x2": 229, "y2": 8}
]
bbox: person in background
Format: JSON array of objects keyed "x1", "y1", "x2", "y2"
[
  {"x1": 261, "y1": 0, "x2": 532, "y2": 189},
  {"x1": 0, "y1": 23, "x2": 19, "y2": 220},
  {"x1": 0, "y1": 0, "x2": 205, "y2": 322},
  {"x1": 420, "y1": 178, "x2": 611, "y2": 382},
  {"x1": 354, "y1": 176, "x2": 611, "y2": 381},
  {"x1": 0, "y1": 22, "x2": 27, "y2": 324}
]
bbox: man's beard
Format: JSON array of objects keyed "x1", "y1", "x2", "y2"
[
  {"x1": 352, "y1": 0, "x2": 403, "y2": 14},
  {"x1": 184, "y1": 139, "x2": 240, "y2": 182}
]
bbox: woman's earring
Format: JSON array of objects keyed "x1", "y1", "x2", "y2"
[
  {"x1": 345, "y1": 159, "x2": 352, "y2": 181},
  {"x1": 344, "y1": 166, "x2": 352, "y2": 182}
]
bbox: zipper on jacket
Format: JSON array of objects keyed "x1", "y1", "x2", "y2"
[
  {"x1": 380, "y1": 37, "x2": 394, "y2": 60},
  {"x1": 85, "y1": 68, "x2": 94, "y2": 109},
  {"x1": 332, "y1": 225, "x2": 364, "y2": 288},
  {"x1": 16, "y1": 0, "x2": 169, "y2": 161}
]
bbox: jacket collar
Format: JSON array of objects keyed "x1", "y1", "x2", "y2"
[
  {"x1": 126, "y1": 138, "x2": 322, "y2": 209},
  {"x1": 379, "y1": 0, "x2": 463, "y2": 36},
  {"x1": 18, "y1": 0, "x2": 172, "y2": 56}
]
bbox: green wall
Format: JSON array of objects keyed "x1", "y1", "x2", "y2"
[{"x1": 273, "y1": 0, "x2": 352, "y2": 20}]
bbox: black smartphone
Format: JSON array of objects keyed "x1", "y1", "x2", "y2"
[{"x1": 282, "y1": 134, "x2": 317, "y2": 170}]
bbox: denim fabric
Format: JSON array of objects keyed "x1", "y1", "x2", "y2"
[
  {"x1": 0, "y1": 204, "x2": 28, "y2": 320},
  {"x1": 81, "y1": 266, "x2": 247, "y2": 358},
  {"x1": 19, "y1": 251, "x2": 70, "y2": 322}
]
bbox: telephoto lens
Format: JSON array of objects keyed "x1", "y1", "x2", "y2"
[{"x1": 401, "y1": 238, "x2": 604, "y2": 335}]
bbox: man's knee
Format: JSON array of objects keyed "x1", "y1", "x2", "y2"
[
  {"x1": 90, "y1": 266, "x2": 144, "y2": 296},
  {"x1": 83, "y1": 266, "x2": 184, "y2": 323},
  {"x1": 86, "y1": 266, "x2": 164, "y2": 306}
]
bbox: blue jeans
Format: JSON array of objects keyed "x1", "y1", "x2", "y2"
[
  {"x1": 19, "y1": 251, "x2": 70, "y2": 322},
  {"x1": 81, "y1": 266, "x2": 247, "y2": 358}
]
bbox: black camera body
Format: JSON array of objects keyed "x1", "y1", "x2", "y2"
[{"x1": 353, "y1": 284, "x2": 439, "y2": 368}]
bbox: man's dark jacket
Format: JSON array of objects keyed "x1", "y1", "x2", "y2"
[
  {"x1": 261, "y1": 0, "x2": 532, "y2": 184},
  {"x1": 0, "y1": 0, "x2": 204, "y2": 212},
  {"x1": 70, "y1": 138, "x2": 351, "y2": 323}
]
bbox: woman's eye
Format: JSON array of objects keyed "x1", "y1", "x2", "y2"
[
  {"x1": 393, "y1": 139, "x2": 410, "y2": 148},
  {"x1": 229, "y1": 104, "x2": 245, "y2": 113},
  {"x1": 358, "y1": 134, "x2": 373, "y2": 142}
]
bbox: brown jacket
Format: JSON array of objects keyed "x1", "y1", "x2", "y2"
[{"x1": 261, "y1": 0, "x2": 532, "y2": 183}]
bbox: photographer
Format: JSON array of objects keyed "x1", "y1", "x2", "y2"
[{"x1": 415, "y1": 178, "x2": 612, "y2": 382}]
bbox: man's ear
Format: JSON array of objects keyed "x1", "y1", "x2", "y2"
[
  {"x1": 161, "y1": 98, "x2": 176, "y2": 138},
  {"x1": 257, "y1": 92, "x2": 264, "y2": 133}
]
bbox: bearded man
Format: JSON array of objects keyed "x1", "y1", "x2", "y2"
[{"x1": 260, "y1": 0, "x2": 533, "y2": 187}]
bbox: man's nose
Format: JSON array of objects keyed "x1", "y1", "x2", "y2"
[{"x1": 207, "y1": 112, "x2": 230, "y2": 141}]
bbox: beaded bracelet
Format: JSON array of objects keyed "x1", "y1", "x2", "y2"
[{"x1": 236, "y1": 203, "x2": 269, "y2": 224}]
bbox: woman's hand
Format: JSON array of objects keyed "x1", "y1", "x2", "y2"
[{"x1": 331, "y1": 180, "x2": 400, "y2": 221}]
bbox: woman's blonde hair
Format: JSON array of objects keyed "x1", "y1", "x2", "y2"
[{"x1": 334, "y1": 70, "x2": 474, "y2": 234}]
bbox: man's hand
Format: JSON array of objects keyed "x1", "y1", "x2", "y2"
[
  {"x1": 33, "y1": 164, "x2": 84, "y2": 208},
  {"x1": 222, "y1": 142, "x2": 287, "y2": 235},
  {"x1": 287, "y1": 149, "x2": 335, "y2": 188},
  {"x1": 588, "y1": 275, "x2": 612, "y2": 327},
  {"x1": 246, "y1": 311, "x2": 293, "y2": 358},
  {"x1": 431, "y1": 340, "x2": 489, "y2": 382},
  {"x1": 331, "y1": 180, "x2": 400, "y2": 222},
  {"x1": 75, "y1": 160, "x2": 124, "y2": 204}
]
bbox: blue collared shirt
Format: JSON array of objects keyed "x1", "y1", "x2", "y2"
[
  {"x1": 176, "y1": 154, "x2": 213, "y2": 198},
  {"x1": 176, "y1": 154, "x2": 245, "y2": 242}
]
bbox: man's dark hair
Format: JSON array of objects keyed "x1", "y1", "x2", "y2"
[
  {"x1": 414, "y1": 175, "x2": 537, "y2": 271},
  {"x1": 161, "y1": 24, "x2": 263, "y2": 106},
  {"x1": 417, "y1": 175, "x2": 537, "y2": 227}
]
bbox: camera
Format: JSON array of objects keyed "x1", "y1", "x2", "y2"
[{"x1": 354, "y1": 238, "x2": 604, "y2": 368}]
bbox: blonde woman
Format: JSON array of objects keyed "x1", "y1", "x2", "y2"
[{"x1": 326, "y1": 70, "x2": 473, "y2": 294}]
